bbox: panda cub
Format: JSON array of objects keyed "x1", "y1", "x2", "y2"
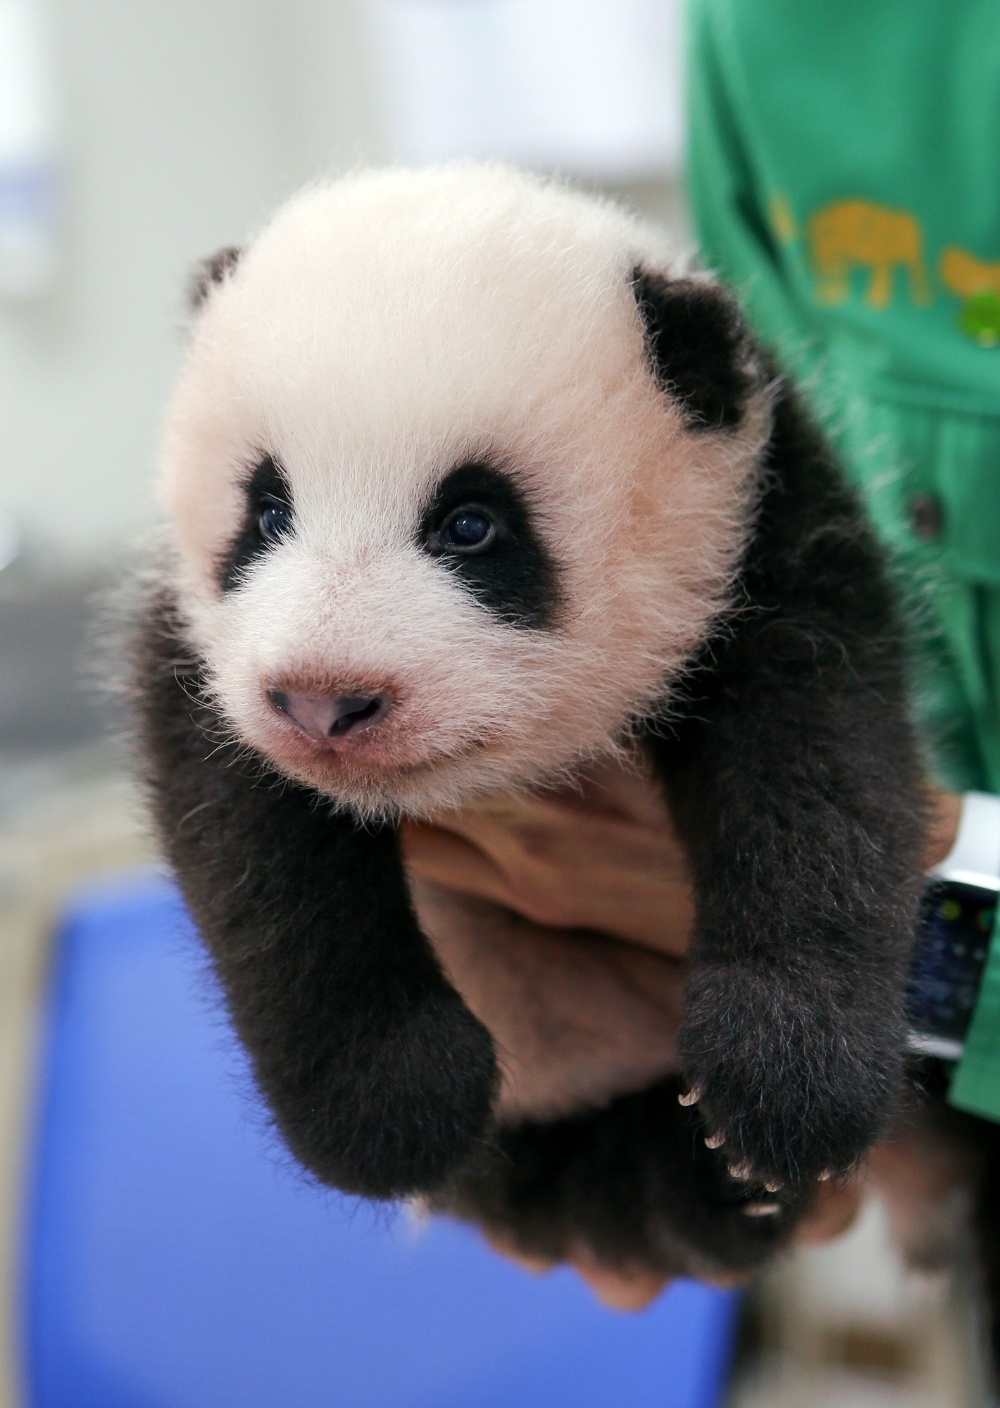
[{"x1": 132, "y1": 166, "x2": 924, "y2": 1281}]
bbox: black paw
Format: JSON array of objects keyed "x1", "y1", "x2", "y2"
[{"x1": 678, "y1": 963, "x2": 904, "y2": 1189}]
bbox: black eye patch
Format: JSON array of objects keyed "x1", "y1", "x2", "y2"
[
  {"x1": 217, "y1": 456, "x2": 293, "y2": 592},
  {"x1": 419, "y1": 461, "x2": 561, "y2": 629}
]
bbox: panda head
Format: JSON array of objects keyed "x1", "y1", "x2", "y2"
[{"x1": 159, "y1": 166, "x2": 771, "y2": 819}]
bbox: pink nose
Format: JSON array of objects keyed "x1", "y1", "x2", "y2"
[{"x1": 267, "y1": 687, "x2": 392, "y2": 742}]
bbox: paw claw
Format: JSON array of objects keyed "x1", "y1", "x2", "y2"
[
  {"x1": 704, "y1": 1130, "x2": 726, "y2": 1150},
  {"x1": 677, "y1": 1086, "x2": 702, "y2": 1108},
  {"x1": 727, "y1": 1160, "x2": 752, "y2": 1181},
  {"x1": 745, "y1": 1201, "x2": 782, "y2": 1218},
  {"x1": 764, "y1": 1181, "x2": 783, "y2": 1194},
  {"x1": 818, "y1": 1169, "x2": 834, "y2": 1182}
]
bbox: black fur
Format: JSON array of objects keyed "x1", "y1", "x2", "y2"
[
  {"x1": 130, "y1": 365, "x2": 924, "y2": 1267},
  {"x1": 631, "y1": 269, "x2": 753, "y2": 431},
  {"x1": 130, "y1": 592, "x2": 497, "y2": 1197},
  {"x1": 649, "y1": 378, "x2": 926, "y2": 1185},
  {"x1": 433, "y1": 1076, "x2": 809, "y2": 1281},
  {"x1": 217, "y1": 456, "x2": 293, "y2": 592},
  {"x1": 188, "y1": 245, "x2": 242, "y2": 311},
  {"x1": 419, "y1": 461, "x2": 562, "y2": 628}
]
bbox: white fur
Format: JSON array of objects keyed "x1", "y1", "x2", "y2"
[{"x1": 157, "y1": 165, "x2": 771, "y2": 818}]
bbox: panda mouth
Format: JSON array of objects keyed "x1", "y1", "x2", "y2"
[{"x1": 264, "y1": 722, "x2": 495, "y2": 786}]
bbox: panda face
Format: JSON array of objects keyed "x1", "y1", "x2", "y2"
[{"x1": 158, "y1": 167, "x2": 769, "y2": 818}]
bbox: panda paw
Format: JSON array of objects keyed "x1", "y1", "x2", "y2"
[
  {"x1": 678, "y1": 963, "x2": 901, "y2": 1191},
  {"x1": 680, "y1": 1092, "x2": 834, "y2": 1185}
]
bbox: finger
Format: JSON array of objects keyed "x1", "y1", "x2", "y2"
[
  {"x1": 922, "y1": 788, "x2": 962, "y2": 871},
  {"x1": 484, "y1": 1232, "x2": 670, "y2": 1309},
  {"x1": 570, "y1": 1259, "x2": 671, "y2": 1311},
  {"x1": 793, "y1": 1179, "x2": 863, "y2": 1247},
  {"x1": 400, "y1": 822, "x2": 511, "y2": 900},
  {"x1": 424, "y1": 823, "x2": 692, "y2": 955},
  {"x1": 405, "y1": 801, "x2": 694, "y2": 955},
  {"x1": 445, "y1": 804, "x2": 687, "y2": 882},
  {"x1": 482, "y1": 1232, "x2": 554, "y2": 1276}
]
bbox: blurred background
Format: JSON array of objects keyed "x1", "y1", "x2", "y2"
[{"x1": 0, "y1": 1, "x2": 990, "y2": 1405}]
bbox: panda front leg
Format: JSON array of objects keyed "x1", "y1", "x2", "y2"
[
  {"x1": 130, "y1": 588, "x2": 497, "y2": 1199},
  {"x1": 648, "y1": 385, "x2": 926, "y2": 1191},
  {"x1": 654, "y1": 696, "x2": 920, "y2": 1191}
]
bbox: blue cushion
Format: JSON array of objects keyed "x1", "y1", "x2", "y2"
[{"x1": 20, "y1": 877, "x2": 739, "y2": 1408}]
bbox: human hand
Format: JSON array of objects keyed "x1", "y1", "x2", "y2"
[
  {"x1": 402, "y1": 754, "x2": 695, "y2": 1120},
  {"x1": 402, "y1": 776, "x2": 962, "y2": 1307},
  {"x1": 401, "y1": 752, "x2": 694, "y2": 955}
]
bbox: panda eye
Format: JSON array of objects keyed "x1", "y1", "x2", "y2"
[
  {"x1": 436, "y1": 506, "x2": 497, "y2": 554},
  {"x1": 258, "y1": 498, "x2": 292, "y2": 543}
]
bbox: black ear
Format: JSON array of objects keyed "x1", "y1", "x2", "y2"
[
  {"x1": 630, "y1": 267, "x2": 755, "y2": 432},
  {"x1": 188, "y1": 246, "x2": 243, "y2": 311}
]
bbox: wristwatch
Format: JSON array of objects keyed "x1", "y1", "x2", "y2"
[{"x1": 906, "y1": 792, "x2": 1000, "y2": 1061}]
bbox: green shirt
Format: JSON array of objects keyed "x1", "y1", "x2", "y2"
[{"x1": 686, "y1": 0, "x2": 1000, "y2": 1120}]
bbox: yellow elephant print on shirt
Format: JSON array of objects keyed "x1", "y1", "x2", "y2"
[
  {"x1": 807, "y1": 199, "x2": 931, "y2": 308},
  {"x1": 940, "y1": 246, "x2": 1000, "y2": 298}
]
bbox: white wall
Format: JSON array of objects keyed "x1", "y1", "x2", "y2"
[
  {"x1": 0, "y1": 0, "x2": 685, "y2": 565},
  {"x1": 0, "y1": 0, "x2": 385, "y2": 563}
]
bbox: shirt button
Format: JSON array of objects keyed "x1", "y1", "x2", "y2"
[{"x1": 907, "y1": 491, "x2": 943, "y2": 541}]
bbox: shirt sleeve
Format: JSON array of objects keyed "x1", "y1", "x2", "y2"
[{"x1": 947, "y1": 900, "x2": 1000, "y2": 1121}]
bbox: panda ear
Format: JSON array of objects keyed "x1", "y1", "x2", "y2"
[
  {"x1": 630, "y1": 266, "x2": 755, "y2": 432},
  {"x1": 188, "y1": 245, "x2": 243, "y2": 312}
]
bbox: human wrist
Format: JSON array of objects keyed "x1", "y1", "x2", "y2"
[
  {"x1": 926, "y1": 791, "x2": 1000, "y2": 885},
  {"x1": 923, "y1": 788, "x2": 962, "y2": 871}
]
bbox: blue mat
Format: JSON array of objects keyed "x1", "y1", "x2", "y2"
[{"x1": 20, "y1": 877, "x2": 739, "y2": 1408}]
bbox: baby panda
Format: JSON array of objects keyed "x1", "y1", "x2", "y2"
[{"x1": 131, "y1": 165, "x2": 924, "y2": 1283}]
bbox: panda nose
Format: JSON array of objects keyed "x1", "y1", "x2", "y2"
[{"x1": 267, "y1": 688, "x2": 392, "y2": 742}]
